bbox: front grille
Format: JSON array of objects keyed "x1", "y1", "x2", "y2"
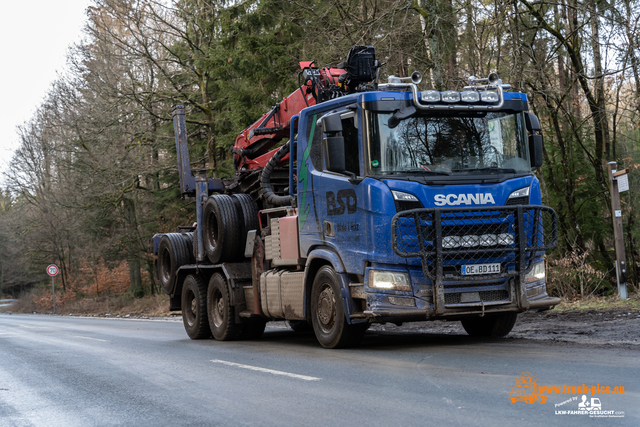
[
  {"x1": 444, "y1": 290, "x2": 509, "y2": 305},
  {"x1": 395, "y1": 200, "x2": 423, "y2": 212},
  {"x1": 506, "y1": 196, "x2": 529, "y2": 206},
  {"x1": 443, "y1": 281, "x2": 505, "y2": 289},
  {"x1": 442, "y1": 222, "x2": 509, "y2": 236},
  {"x1": 391, "y1": 205, "x2": 557, "y2": 281}
]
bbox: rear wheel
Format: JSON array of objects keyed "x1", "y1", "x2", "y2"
[
  {"x1": 311, "y1": 266, "x2": 367, "y2": 349},
  {"x1": 181, "y1": 274, "x2": 210, "y2": 339},
  {"x1": 461, "y1": 312, "x2": 518, "y2": 338},
  {"x1": 207, "y1": 273, "x2": 241, "y2": 340}
]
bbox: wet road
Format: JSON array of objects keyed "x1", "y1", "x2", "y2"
[{"x1": 0, "y1": 314, "x2": 637, "y2": 426}]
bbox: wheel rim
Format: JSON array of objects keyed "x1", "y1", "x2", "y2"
[
  {"x1": 316, "y1": 283, "x2": 336, "y2": 333},
  {"x1": 211, "y1": 288, "x2": 224, "y2": 327},
  {"x1": 160, "y1": 248, "x2": 171, "y2": 282},
  {"x1": 184, "y1": 289, "x2": 196, "y2": 326},
  {"x1": 206, "y1": 211, "x2": 219, "y2": 250}
]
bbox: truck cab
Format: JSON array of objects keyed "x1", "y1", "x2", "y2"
[{"x1": 291, "y1": 78, "x2": 558, "y2": 334}]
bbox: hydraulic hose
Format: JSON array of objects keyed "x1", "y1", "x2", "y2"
[{"x1": 260, "y1": 141, "x2": 293, "y2": 207}]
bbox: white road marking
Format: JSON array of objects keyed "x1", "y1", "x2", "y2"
[
  {"x1": 72, "y1": 335, "x2": 108, "y2": 342},
  {"x1": 210, "y1": 359, "x2": 321, "y2": 381}
]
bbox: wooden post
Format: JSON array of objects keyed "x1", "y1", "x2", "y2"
[{"x1": 607, "y1": 162, "x2": 628, "y2": 300}]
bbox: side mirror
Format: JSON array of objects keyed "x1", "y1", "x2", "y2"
[
  {"x1": 524, "y1": 112, "x2": 541, "y2": 133},
  {"x1": 321, "y1": 111, "x2": 347, "y2": 174},
  {"x1": 529, "y1": 134, "x2": 543, "y2": 169},
  {"x1": 322, "y1": 113, "x2": 343, "y2": 134},
  {"x1": 525, "y1": 112, "x2": 543, "y2": 169},
  {"x1": 324, "y1": 136, "x2": 346, "y2": 173},
  {"x1": 388, "y1": 105, "x2": 416, "y2": 129}
]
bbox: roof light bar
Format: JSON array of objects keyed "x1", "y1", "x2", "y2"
[{"x1": 380, "y1": 73, "x2": 506, "y2": 112}]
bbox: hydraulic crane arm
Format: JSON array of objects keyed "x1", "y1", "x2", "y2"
[{"x1": 232, "y1": 63, "x2": 346, "y2": 172}]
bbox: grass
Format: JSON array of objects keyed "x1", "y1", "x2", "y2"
[
  {"x1": 554, "y1": 294, "x2": 640, "y2": 313},
  {"x1": 1, "y1": 292, "x2": 174, "y2": 317}
]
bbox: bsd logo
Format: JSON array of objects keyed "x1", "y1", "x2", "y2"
[{"x1": 327, "y1": 189, "x2": 357, "y2": 216}]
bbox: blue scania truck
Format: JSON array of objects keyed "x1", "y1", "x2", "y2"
[{"x1": 154, "y1": 46, "x2": 559, "y2": 348}]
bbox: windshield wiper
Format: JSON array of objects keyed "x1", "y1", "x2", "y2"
[
  {"x1": 455, "y1": 167, "x2": 517, "y2": 174},
  {"x1": 391, "y1": 169, "x2": 451, "y2": 176}
]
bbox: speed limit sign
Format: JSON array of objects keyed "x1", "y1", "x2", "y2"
[{"x1": 47, "y1": 264, "x2": 59, "y2": 276}]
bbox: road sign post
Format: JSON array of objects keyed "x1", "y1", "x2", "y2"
[
  {"x1": 47, "y1": 264, "x2": 59, "y2": 314},
  {"x1": 607, "y1": 162, "x2": 628, "y2": 300}
]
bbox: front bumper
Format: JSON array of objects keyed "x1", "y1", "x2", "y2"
[{"x1": 389, "y1": 205, "x2": 558, "y2": 315}]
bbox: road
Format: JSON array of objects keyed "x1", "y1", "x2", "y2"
[{"x1": 0, "y1": 314, "x2": 637, "y2": 426}]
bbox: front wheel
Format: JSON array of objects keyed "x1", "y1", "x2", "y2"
[
  {"x1": 461, "y1": 312, "x2": 518, "y2": 338},
  {"x1": 181, "y1": 274, "x2": 210, "y2": 339},
  {"x1": 310, "y1": 266, "x2": 367, "y2": 349}
]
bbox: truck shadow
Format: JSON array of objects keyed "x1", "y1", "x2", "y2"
[{"x1": 257, "y1": 328, "x2": 511, "y2": 350}]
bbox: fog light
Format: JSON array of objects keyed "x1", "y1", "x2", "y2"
[
  {"x1": 497, "y1": 233, "x2": 515, "y2": 245},
  {"x1": 480, "y1": 91, "x2": 499, "y2": 103},
  {"x1": 461, "y1": 90, "x2": 480, "y2": 103},
  {"x1": 442, "y1": 91, "x2": 461, "y2": 103},
  {"x1": 443, "y1": 236, "x2": 461, "y2": 248},
  {"x1": 479, "y1": 234, "x2": 497, "y2": 246},
  {"x1": 421, "y1": 90, "x2": 440, "y2": 102},
  {"x1": 525, "y1": 261, "x2": 546, "y2": 283}
]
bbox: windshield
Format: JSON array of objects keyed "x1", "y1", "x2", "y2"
[{"x1": 366, "y1": 111, "x2": 530, "y2": 175}]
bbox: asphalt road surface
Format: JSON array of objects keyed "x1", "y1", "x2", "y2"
[{"x1": 0, "y1": 314, "x2": 637, "y2": 426}]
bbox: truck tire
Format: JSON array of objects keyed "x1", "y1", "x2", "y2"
[
  {"x1": 461, "y1": 312, "x2": 518, "y2": 338},
  {"x1": 231, "y1": 194, "x2": 259, "y2": 259},
  {"x1": 181, "y1": 232, "x2": 195, "y2": 264},
  {"x1": 203, "y1": 195, "x2": 241, "y2": 264},
  {"x1": 207, "y1": 273, "x2": 241, "y2": 340},
  {"x1": 310, "y1": 266, "x2": 367, "y2": 349},
  {"x1": 157, "y1": 233, "x2": 191, "y2": 295},
  {"x1": 181, "y1": 274, "x2": 210, "y2": 339}
]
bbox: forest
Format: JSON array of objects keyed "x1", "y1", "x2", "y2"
[{"x1": 0, "y1": 0, "x2": 638, "y2": 302}]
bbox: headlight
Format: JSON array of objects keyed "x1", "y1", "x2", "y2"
[
  {"x1": 525, "y1": 261, "x2": 546, "y2": 283},
  {"x1": 508, "y1": 187, "x2": 530, "y2": 199},
  {"x1": 392, "y1": 191, "x2": 419, "y2": 202},
  {"x1": 369, "y1": 271, "x2": 411, "y2": 291}
]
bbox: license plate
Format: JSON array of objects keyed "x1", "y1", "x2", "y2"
[{"x1": 461, "y1": 263, "x2": 501, "y2": 275}]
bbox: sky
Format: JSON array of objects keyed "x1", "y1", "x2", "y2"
[{"x1": 0, "y1": 0, "x2": 91, "y2": 185}]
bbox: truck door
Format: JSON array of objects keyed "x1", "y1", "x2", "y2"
[{"x1": 316, "y1": 109, "x2": 368, "y2": 275}]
